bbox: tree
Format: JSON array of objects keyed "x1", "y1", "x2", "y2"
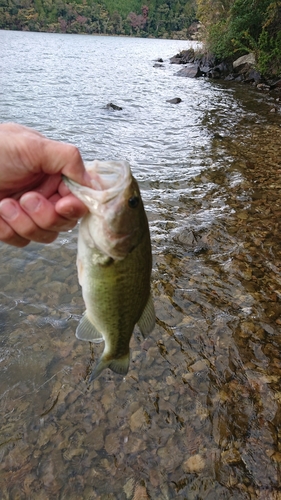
[
  {"x1": 0, "y1": 0, "x2": 197, "y2": 37},
  {"x1": 197, "y1": 0, "x2": 281, "y2": 74}
]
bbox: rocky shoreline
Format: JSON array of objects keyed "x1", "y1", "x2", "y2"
[{"x1": 166, "y1": 48, "x2": 281, "y2": 99}]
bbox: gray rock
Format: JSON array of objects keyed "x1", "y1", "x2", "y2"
[
  {"x1": 175, "y1": 65, "x2": 201, "y2": 78},
  {"x1": 271, "y1": 79, "x2": 281, "y2": 89},
  {"x1": 234, "y1": 75, "x2": 244, "y2": 82},
  {"x1": 214, "y1": 61, "x2": 233, "y2": 76},
  {"x1": 170, "y1": 48, "x2": 195, "y2": 65},
  {"x1": 233, "y1": 53, "x2": 256, "y2": 72},
  {"x1": 106, "y1": 103, "x2": 123, "y2": 111},
  {"x1": 166, "y1": 98, "x2": 182, "y2": 104},
  {"x1": 243, "y1": 68, "x2": 262, "y2": 83},
  {"x1": 257, "y1": 83, "x2": 270, "y2": 91},
  {"x1": 225, "y1": 74, "x2": 235, "y2": 81},
  {"x1": 209, "y1": 69, "x2": 221, "y2": 79},
  {"x1": 170, "y1": 56, "x2": 183, "y2": 65},
  {"x1": 199, "y1": 65, "x2": 211, "y2": 75}
]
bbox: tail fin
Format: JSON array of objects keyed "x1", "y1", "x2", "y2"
[{"x1": 89, "y1": 352, "x2": 130, "y2": 382}]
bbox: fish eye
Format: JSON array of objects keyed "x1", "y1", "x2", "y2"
[{"x1": 128, "y1": 196, "x2": 139, "y2": 209}]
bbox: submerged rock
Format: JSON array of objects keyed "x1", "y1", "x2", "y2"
[
  {"x1": 257, "y1": 83, "x2": 270, "y2": 91},
  {"x1": 106, "y1": 102, "x2": 123, "y2": 111},
  {"x1": 183, "y1": 454, "x2": 206, "y2": 473},
  {"x1": 166, "y1": 97, "x2": 182, "y2": 104}
]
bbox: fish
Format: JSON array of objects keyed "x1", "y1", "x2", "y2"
[{"x1": 63, "y1": 160, "x2": 155, "y2": 381}]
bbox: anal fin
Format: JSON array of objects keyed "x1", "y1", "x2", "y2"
[
  {"x1": 137, "y1": 293, "x2": 155, "y2": 338},
  {"x1": 76, "y1": 312, "x2": 104, "y2": 343}
]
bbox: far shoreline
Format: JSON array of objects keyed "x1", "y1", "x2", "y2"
[{"x1": 0, "y1": 27, "x2": 198, "y2": 42}]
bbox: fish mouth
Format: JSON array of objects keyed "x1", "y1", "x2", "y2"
[{"x1": 63, "y1": 160, "x2": 132, "y2": 210}]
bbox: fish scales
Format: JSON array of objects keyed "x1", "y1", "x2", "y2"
[
  {"x1": 81, "y1": 223, "x2": 152, "y2": 355},
  {"x1": 63, "y1": 159, "x2": 155, "y2": 381}
]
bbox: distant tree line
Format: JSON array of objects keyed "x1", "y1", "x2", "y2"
[
  {"x1": 0, "y1": 0, "x2": 197, "y2": 39},
  {"x1": 197, "y1": 0, "x2": 281, "y2": 76}
]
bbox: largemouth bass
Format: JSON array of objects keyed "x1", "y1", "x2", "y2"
[{"x1": 63, "y1": 160, "x2": 155, "y2": 381}]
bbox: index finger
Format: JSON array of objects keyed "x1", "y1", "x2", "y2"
[{"x1": 41, "y1": 140, "x2": 91, "y2": 187}]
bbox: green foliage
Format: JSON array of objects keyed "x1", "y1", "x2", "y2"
[
  {"x1": 102, "y1": 0, "x2": 140, "y2": 16},
  {"x1": 207, "y1": 21, "x2": 234, "y2": 59},
  {"x1": 0, "y1": 0, "x2": 197, "y2": 37},
  {"x1": 258, "y1": 27, "x2": 281, "y2": 75},
  {"x1": 197, "y1": 0, "x2": 281, "y2": 76}
]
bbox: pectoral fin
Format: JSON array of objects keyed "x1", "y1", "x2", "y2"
[
  {"x1": 137, "y1": 293, "x2": 155, "y2": 337},
  {"x1": 76, "y1": 312, "x2": 104, "y2": 343}
]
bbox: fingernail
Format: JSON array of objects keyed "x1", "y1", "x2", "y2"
[
  {"x1": 0, "y1": 199, "x2": 19, "y2": 220},
  {"x1": 62, "y1": 207, "x2": 75, "y2": 217},
  {"x1": 20, "y1": 194, "x2": 41, "y2": 213}
]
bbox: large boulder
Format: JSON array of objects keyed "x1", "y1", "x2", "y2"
[
  {"x1": 232, "y1": 53, "x2": 263, "y2": 83},
  {"x1": 233, "y1": 53, "x2": 256, "y2": 72}
]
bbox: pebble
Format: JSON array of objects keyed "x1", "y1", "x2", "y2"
[{"x1": 183, "y1": 454, "x2": 206, "y2": 473}]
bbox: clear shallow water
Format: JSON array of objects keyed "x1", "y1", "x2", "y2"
[{"x1": 1, "y1": 29, "x2": 281, "y2": 499}]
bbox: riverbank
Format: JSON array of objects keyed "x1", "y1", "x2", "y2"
[{"x1": 169, "y1": 48, "x2": 281, "y2": 99}]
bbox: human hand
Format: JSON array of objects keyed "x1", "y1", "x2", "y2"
[{"x1": 0, "y1": 123, "x2": 89, "y2": 247}]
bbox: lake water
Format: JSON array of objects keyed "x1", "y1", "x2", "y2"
[{"x1": 1, "y1": 29, "x2": 281, "y2": 499}]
